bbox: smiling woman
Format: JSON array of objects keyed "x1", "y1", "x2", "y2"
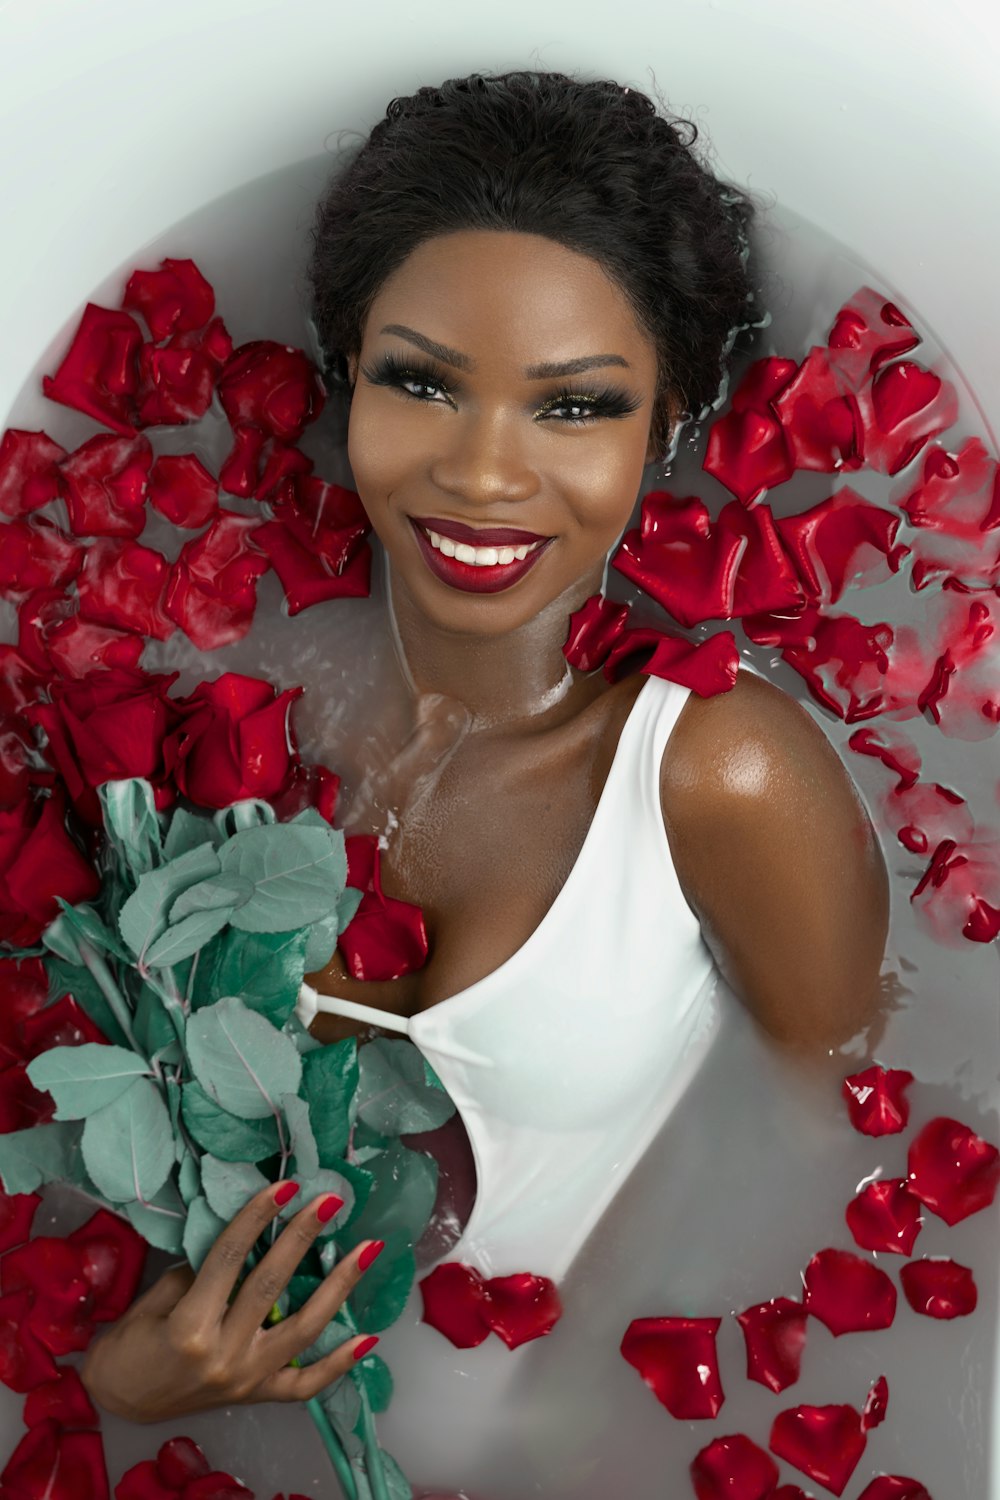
[{"x1": 69, "y1": 67, "x2": 899, "y2": 1498}]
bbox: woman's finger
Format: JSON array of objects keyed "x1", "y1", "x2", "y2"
[
  {"x1": 223, "y1": 1189, "x2": 345, "y2": 1348},
  {"x1": 255, "y1": 1238, "x2": 385, "y2": 1372},
  {"x1": 172, "y1": 1180, "x2": 298, "y2": 1333},
  {"x1": 123, "y1": 1263, "x2": 196, "y2": 1319},
  {"x1": 253, "y1": 1332, "x2": 381, "y2": 1404}
]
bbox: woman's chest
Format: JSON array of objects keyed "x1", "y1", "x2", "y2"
[{"x1": 304, "y1": 680, "x2": 645, "y2": 1041}]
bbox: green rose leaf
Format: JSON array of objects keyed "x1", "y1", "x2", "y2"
[
  {"x1": 163, "y1": 805, "x2": 220, "y2": 861},
  {"x1": 348, "y1": 1241, "x2": 416, "y2": 1332},
  {"x1": 118, "y1": 842, "x2": 221, "y2": 961},
  {"x1": 290, "y1": 1167, "x2": 355, "y2": 1237},
  {"x1": 144, "y1": 906, "x2": 234, "y2": 968},
  {"x1": 186, "y1": 995, "x2": 302, "y2": 1119},
  {"x1": 124, "y1": 1177, "x2": 186, "y2": 1254},
  {"x1": 302, "y1": 910, "x2": 341, "y2": 973},
  {"x1": 348, "y1": 1447, "x2": 411, "y2": 1499},
  {"x1": 201, "y1": 1154, "x2": 270, "y2": 1222},
  {"x1": 81, "y1": 1078, "x2": 174, "y2": 1204},
  {"x1": 219, "y1": 824, "x2": 347, "y2": 933},
  {"x1": 351, "y1": 1351, "x2": 393, "y2": 1414},
  {"x1": 98, "y1": 778, "x2": 162, "y2": 881},
  {"x1": 355, "y1": 1039, "x2": 456, "y2": 1136},
  {"x1": 42, "y1": 958, "x2": 130, "y2": 1050},
  {"x1": 318, "y1": 1370, "x2": 363, "y2": 1457},
  {"x1": 133, "y1": 982, "x2": 181, "y2": 1065},
  {"x1": 169, "y1": 873, "x2": 254, "y2": 925},
  {"x1": 282, "y1": 1092, "x2": 319, "y2": 1181},
  {"x1": 178, "y1": 1148, "x2": 202, "y2": 1207},
  {"x1": 50, "y1": 900, "x2": 131, "y2": 963},
  {"x1": 301, "y1": 1040, "x2": 358, "y2": 1166},
  {"x1": 199, "y1": 926, "x2": 310, "y2": 1028},
  {"x1": 180, "y1": 1080, "x2": 281, "y2": 1163},
  {"x1": 26, "y1": 1043, "x2": 151, "y2": 1120},
  {"x1": 0, "y1": 1122, "x2": 81, "y2": 1195},
  {"x1": 346, "y1": 1142, "x2": 437, "y2": 1249},
  {"x1": 183, "y1": 1194, "x2": 228, "y2": 1272}
]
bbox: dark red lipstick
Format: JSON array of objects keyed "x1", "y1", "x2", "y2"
[{"x1": 408, "y1": 517, "x2": 552, "y2": 594}]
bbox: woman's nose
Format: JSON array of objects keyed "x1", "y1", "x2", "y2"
[{"x1": 429, "y1": 410, "x2": 540, "y2": 511}]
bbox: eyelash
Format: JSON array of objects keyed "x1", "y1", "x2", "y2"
[{"x1": 359, "y1": 351, "x2": 643, "y2": 427}]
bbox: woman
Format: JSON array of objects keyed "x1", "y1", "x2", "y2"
[{"x1": 81, "y1": 67, "x2": 889, "y2": 1474}]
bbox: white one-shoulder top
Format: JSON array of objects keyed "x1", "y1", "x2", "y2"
[{"x1": 295, "y1": 669, "x2": 728, "y2": 1281}]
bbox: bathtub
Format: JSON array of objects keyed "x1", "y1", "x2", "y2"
[{"x1": 1, "y1": 2, "x2": 998, "y2": 1495}]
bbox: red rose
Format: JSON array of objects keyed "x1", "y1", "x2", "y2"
[
  {"x1": 171, "y1": 672, "x2": 303, "y2": 809},
  {"x1": 0, "y1": 785, "x2": 100, "y2": 945},
  {"x1": 27, "y1": 666, "x2": 182, "y2": 826}
]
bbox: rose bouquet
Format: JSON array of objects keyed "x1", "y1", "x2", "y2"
[{"x1": 0, "y1": 773, "x2": 455, "y2": 1499}]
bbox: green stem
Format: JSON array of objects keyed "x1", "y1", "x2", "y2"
[
  {"x1": 263, "y1": 1292, "x2": 358, "y2": 1500},
  {"x1": 358, "y1": 1383, "x2": 392, "y2": 1500},
  {"x1": 78, "y1": 941, "x2": 139, "y2": 1052}
]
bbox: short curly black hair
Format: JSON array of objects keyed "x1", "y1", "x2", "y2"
[{"x1": 306, "y1": 69, "x2": 767, "y2": 460}]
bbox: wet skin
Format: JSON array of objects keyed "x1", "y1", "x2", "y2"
[{"x1": 307, "y1": 228, "x2": 891, "y2": 1056}]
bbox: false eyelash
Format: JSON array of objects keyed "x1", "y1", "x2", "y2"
[{"x1": 359, "y1": 350, "x2": 644, "y2": 425}]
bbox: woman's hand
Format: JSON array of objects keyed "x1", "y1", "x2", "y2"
[{"x1": 80, "y1": 1181, "x2": 383, "y2": 1423}]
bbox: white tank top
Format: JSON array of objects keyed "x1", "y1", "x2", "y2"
[{"x1": 295, "y1": 669, "x2": 725, "y2": 1280}]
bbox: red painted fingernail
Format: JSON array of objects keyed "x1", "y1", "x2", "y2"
[
  {"x1": 358, "y1": 1239, "x2": 385, "y2": 1272},
  {"x1": 353, "y1": 1335, "x2": 380, "y2": 1361},
  {"x1": 274, "y1": 1181, "x2": 299, "y2": 1207},
  {"x1": 316, "y1": 1193, "x2": 345, "y2": 1224}
]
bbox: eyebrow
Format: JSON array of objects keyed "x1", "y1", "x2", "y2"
[{"x1": 378, "y1": 323, "x2": 631, "y2": 379}]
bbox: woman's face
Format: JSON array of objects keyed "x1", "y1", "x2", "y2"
[{"x1": 345, "y1": 229, "x2": 665, "y2": 638}]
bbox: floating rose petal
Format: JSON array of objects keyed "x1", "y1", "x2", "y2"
[
  {"x1": 183, "y1": 1473, "x2": 254, "y2": 1500},
  {"x1": 900, "y1": 1257, "x2": 978, "y2": 1319},
  {"x1": 855, "y1": 1477, "x2": 932, "y2": 1500},
  {"x1": 773, "y1": 1489, "x2": 813, "y2": 1500},
  {"x1": 847, "y1": 727, "x2": 921, "y2": 791},
  {"x1": 147, "y1": 453, "x2": 219, "y2": 529},
  {"x1": 0, "y1": 1058, "x2": 56, "y2": 1132},
  {"x1": 602, "y1": 626, "x2": 739, "y2": 697},
  {"x1": 270, "y1": 761, "x2": 341, "y2": 825},
  {"x1": 0, "y1": 643, "x2": 45, "y2": 717},
  {"x1": 115, "y1": 1458, "x2": 177, "y2": 1500},
  {"x1": 0, "y1": 1189, "x2": 41, "y2": 1252},
  {"x1": 562, "y1": 594, "x2": 630, "y2": 672},
  {"x1": 46, "y1": 616, "x2": 146, "y2": 681},
  {"x1": 775, "y1": 489, "x2": 907, "y2": 606},
  {"x1": 155, "y1": 1434, "x2": 212, "y2": 1486},
  {"x1": 20, "y1": 994, "x2": 108, "y2": 1061},
  {"x1": 0, "y1": 515, "x2": 85, "y2": 597},
  {"x1": 123, "y1": 257, "x2": 215, "y2": 342},
  {"x1": 23, "y1": 1364, "x2": 98, "y2": 1428},
  {"x1": 67, "y1": 1208, "x2": 148, "y2": 1323},
  {"x1": 0, "y1": 785, "x2": 101, "y2": 946},
  {"x1": 620, "y1": 1315, "x2": 724, "y2": 1419},
  {"x1": 731, "y1": 355, "x2": 800, "y2": 414},
  {"x1": 418, "y1": 1262, "x2": 492, "y2": 1348},
  {"x1": 744, "y1": 606, "x2": 896, "y2": 723},
  {"x1": 41, "y1": 302, "x2": 143, "y2": 435},
  {"x1": 481, "y1": 1273, "x2": 562, "y2": 1350},
  {"x1": 907, "y1": 1115, "x2": 1000, "y2": 1224},
  {"x1": 269, "y1": 474, "x2": 371, "y2": 571},
  {"x1": 59, "y1": 432, "x2": 153, "y2": 538},
  {"x1": 735, "y1": 1297, "x2": 808, "y2": 1393},
  {"x1": 217, "y1": 340, "x2": 326, "y2": 442},
  {"x1": 689, "y1": 1433, "x2": 779, "y2": 1500},
  {"x1": 801, "y1": 1248, "x2": 897, "y2": 1335},
  {"x1": 842, "y1": 1065, "x2": 914, "y2": 1136},
  {"x1": 135, "y1": 338, "x2": 216, "y2": 427},
  {"x1": 0, "y1": 958, "x2": 48, "y2": 1064},
  {"x1": 862, "y1": 1374, "x2": 889, "y2": 1432},
  {"x1": 254, "y1": 518, "x2": 372, "y2": 614},
  {"x1": 0, "y1": 1236, "x2": 95, "y2": 1354},
  {"x1": 772, "y1": 347, "x2": 863, "y2": 473},
  {"x1": 0, "y1": 1290, "x2": 59, "y2": 1391},
  {"x1": 76, "y1": 537, "x2": 174, "y2": 640},
  {"x1": 769, "y1": 1403, "x2": 866, "y2": 1497},
  {"x1": 702, "y1": 405, "x2": 794, "y2": 506},
  {"x1": 254, "y1": 438, "x2": 314, "y2": 501},
  {"x1": 338, "y1": 889, "x2": 429, "y2": 983},
  {"x1": 164, "y1": 510, "x2": 270, "y2": 650},
  {"x1": 0, "y1": 712, "x2": 32, "y2": 809},
  {"x1": 909, "y1": 833, "x2": 1000, "y2": 945},
  {"x1": 858, "y1": 360, "x2": 958, "y2": 476},
  {"x1": 171, "y1": 673, "x2": 302, "y2": 810},
  {"x1": 897, "y1": 439, "x2": 1000, "y2": 591},
  {"x1": 27, "y1": 665, "x2": 182, "y2": 826},
  {"x1": 826, "y1": 290, "x2": 920, "y2": 380},
  {"x1": 885, "y1": 781, "x2": 972, "y2": 858},
  {"x1": 219, "y1": 422, "x2": 267, "y2": 497},
  {"x1": 0, "y1": 428, "x2": 67, "y2": 517},
  {"x1": 0, "y1": 1418, "x2": 109, "y2": 1499},
  {"x1": 845, "y1": 1179, "x2": 922, "y2": 1256}
]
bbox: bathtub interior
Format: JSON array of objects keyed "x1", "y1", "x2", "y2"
[{"x1": 0, "y1": 104, "x2": 999, "y2": 1500}]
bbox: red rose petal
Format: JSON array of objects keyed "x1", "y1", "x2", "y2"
[
  {"x1": 59, "y1": 432, "x2": 153, "y2": 537},
  {"x1": 0, "y1": 1058, "x2": 56, "y2": 1132},
  {"x1": 900, "y1": 1257, "x2": 978, "y2": 1319},
  {"x1": 115, "y1": 1458, "x2": 178, "y2": 1500},
  {"x1": 418, "y1": 1262, "x2": 492, "y2": 1348},
  {"x1": 801, "y1": 1248, "x2": 897, "y2": 1335},
  {"x1": 164, "y1": 510, "x2": 270, "y2": 650},
  {"x1": 772, "y1": 347, "x2": 863, "y2": 473},
  {"x1": 842, "y1": 1066, "x2": 914, "y2": 1136},
  {"x1": 254, "y1": 517, "x2": 372, "y2": 614},
  {"x1": 67, "y1": 1207, "x2": 148, "y2": 1322},
  {"x1": 898, "y1": 438, "x2": 1000, "y2": 591},
  {"x1": 0, "y1": 1236, "x2": 95, "y2": 1354},
  {"x1": 23, "y1": 1364, "x2": 99, "y2": 1428},
  {"x1": 561, "y1": 593, "x2": 630, "y2": 672},
  {"x1": 690, "y1": 1433, "x2": 779, "y2": 1500},
  {"x1": 19, "y1": 993, "x2": 108, "y2": 1060},
  {"x1": 41, "y1": 302, "x2": 143, "y2": 436},
  {"x1": 702, "y1": 405, "x2": 794, "y2": 506},
  {"x1": 217, "y1": 340, "x2": 326, "y2": 442},
  {"x1": 845, "y1": 1179, "x2": 923, "y2": 1256},
  {"x1": 481, "y1": 1272, "x2": 563, "y2": 1350},
  {"x1": 775, "y1": 488, "x2": 906, "y2": 606},
  {"x1": 0, "y1": 428, "x2": 68, "y2": 517},
  {"x1": 0, "y1": 515, "x2": 85, "y2": 597},
  {"x1": 602, "y1": 625, "x2": 740, "y2": 697},
  {"x1": 0, "y1": 1189, "x2": 41, "y2": 1252},
  {"x1": 847, "y1": 726, "x2": 921, "y2": 791},
  {"x1": 338, "y1": 888, "x2": 429, "y2": 982},
  {"x1": 906, "y1": 1115, "x2": 1000, "y2": 1225},
  {"x1": 861, "y1": 1374, "x2": 889, "y2": 1432},
  {"x1": 0, "y1": 644, "x2": 45, "y2": 717},
  {"x1": 0, "y1": 1290, "x2": 60, "y2": 1391},
  {"x1": 735, "y1": 1297, "x2": 808, "y2": 1394},
  {"x1": 769, "y1": 1403, "x2": 866, "y2": 1497},
  {"x1": 826, "y1": 290, "x2": 920, "y2": 378},
  {"x1": 862, "y1": 360, "x2": 958, "y2": 476},
  {"x1": 135, "y1": 339, "x2": 216, "y2": 426},
  {"x1": 1, "y1": 1418, "x2": 109, "y2": 1500},
  {"x1": 0, "y1": 786, "x2": 101, "y2": 945},
  {"x1": 123, "y1": 257, "x2": 215, "y2": 342},
  {"x1": 147, "y1": 453, "x2": 219, "y2": 529},
  {"x1": 156, "y1": 1435, "x2": 212, "y2": 1486},
  {"x1": 183, "y1": 1474, "x2": 254, "y2": 1500},
  {"x1": 620, "y1": 1315, "x2": 725, "y2": 1419},
  {"x1": 76, "y1": 537, "x2": 174, "y2": 640},
  {"x1": 856, "y1": 1479, "x2": 932, "y2": 1500}
]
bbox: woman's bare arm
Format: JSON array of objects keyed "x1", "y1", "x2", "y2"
[{"x1": 660, "y1": 670, "x2": 890, "y2": 1053}]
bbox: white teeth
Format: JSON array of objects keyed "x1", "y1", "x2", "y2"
[{"x1": 423, "y1": 527, "x2": 544, "y2": 567}]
